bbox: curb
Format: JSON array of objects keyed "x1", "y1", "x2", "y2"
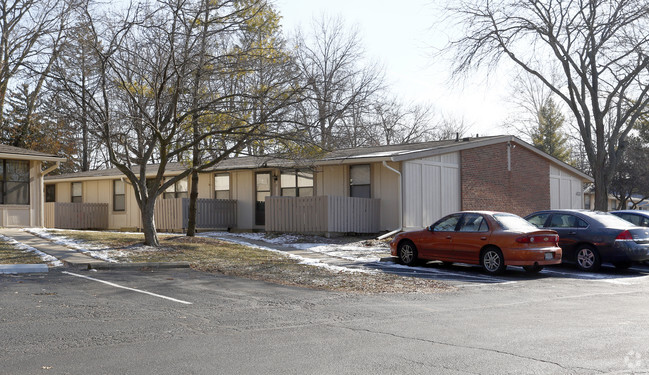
[
  {"x1": 88, "y1": 262, "x2": 191, "y2": 270},
  {"x1": 0, "y1": 264, "x2": 49, "y2": 274}
]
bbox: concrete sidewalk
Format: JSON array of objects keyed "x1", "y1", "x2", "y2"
[{"x1": 0, "y1": 228, "x2": 107, "y2": 268}]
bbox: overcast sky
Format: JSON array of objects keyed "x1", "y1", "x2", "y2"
[{"x1": 274, "y1": 0, "x2": 515, "y2": 138}]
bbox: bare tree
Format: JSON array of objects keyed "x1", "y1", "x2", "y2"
[
  {"x1": 0, "y1": 0, "x2": 76, "y2": 143},
  {"x1": 50, "y1": 14, "x2": 106, "y2": 171},
  {"x1": 445, "y1": 0, "x2": 649, "y2": 210},
  {"x1": 57, "y1": 0, "x2": 298, "y2": 246},
  {"x1": 367, "y1": 98, "x2": 437, "y2": 145},
  {"x1": 293, "y1": 15, "x2": 384, "y2": 151}
]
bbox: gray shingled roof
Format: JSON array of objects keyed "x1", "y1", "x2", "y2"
[
  {"x1": 45, "y1": 135, "x2": 593, "y2": 182},
  {"x1": 319, "y1": 136, "x2": 500, "y2": 161},
  {"x1": 46, "y1": 157, "x2": 314, "y2": 181},
  {"x1": 46, "y1": 162, "x2": 188, "y2": 180}
]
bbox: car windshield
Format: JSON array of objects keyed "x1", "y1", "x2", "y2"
[
  {"x1": 590, "y1": 212, "x2": 637, "y2": 227},
  {"x1": 494, "y1": 213, "x2": 539, "y2": 231}
]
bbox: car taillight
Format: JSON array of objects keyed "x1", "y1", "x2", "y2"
[
  {"x1": 616, "y1": 230, "x2": 634, "y2": 241},
  {"x1": 516, "y1": 235, "x2": 558, "y2": 244}
]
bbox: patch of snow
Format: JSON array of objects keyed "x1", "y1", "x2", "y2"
[
  {"x1": 0, "y1": 234, "x2": 63, "y2": 267},
  {"x1": 200, "y1": 231, "x2": 390, "y2": 264},
  {"x1": 200, "y1": 232, "x2": 373, "y2": 274},
  {"x1": 24, "y1": 228, "x2": 121, "y2": 263}
]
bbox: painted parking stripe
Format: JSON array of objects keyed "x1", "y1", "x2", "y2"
[
  {"x1": 62, "y1": 271, "x2": 192, "y2": 305},
  {"x1": 541, "y1": 268, "x2": 649, "y2": 282},
  {"x1": 375, "y1": 263, "x2": 513, "y2": 283}
]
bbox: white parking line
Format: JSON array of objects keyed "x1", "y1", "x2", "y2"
[
  {"x1": 62, "y1": 271, "x2": 192, "y2": 305},
  {"x1": 378, "y1": 263, "x2": 513, "y2": 283}
]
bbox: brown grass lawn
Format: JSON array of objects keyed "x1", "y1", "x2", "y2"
[
  {"x1": 0, "y1": 239, "x2": 45, "y2": 264},
  {"x1": 48, "y1": 230, "x2": 452, "y2": 294}
]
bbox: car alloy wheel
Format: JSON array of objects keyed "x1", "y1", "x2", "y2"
[
  {"x1": 576, "y1": 246, "x2": 600, "y2": 272},
  {"x1": 398, "y1": 242, "x2": 417, "y2": 266},
  {"x1": 481, "y1": 248, "x2": 506, "y2": 274}
]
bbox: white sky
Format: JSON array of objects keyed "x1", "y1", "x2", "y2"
[{"x1": 274, "y1": 0, "x2": 514, "y2": 138}]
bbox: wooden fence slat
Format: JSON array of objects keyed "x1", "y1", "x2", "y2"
[
  {"x1": 265, "y1": 195, "x2": 379, "y2": 234},
  {"x1": 48, "y1": 202, "x2": 108, "y2": 229}
]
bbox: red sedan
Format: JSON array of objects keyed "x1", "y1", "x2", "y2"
[{"x1": 389, "y1": 211, "x2": 562, "y2": 274}]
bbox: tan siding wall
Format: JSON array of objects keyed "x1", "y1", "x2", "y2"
[
  {"x1": 374, "y1": 162, "x2": 400, "y2": 231},
  {"x1": 316, "y1": 162, "x2": 400, "y2": 231},
  {"x1": 55, "y1": 182, "x2": 71, "y2": 203},
  {"x1": 319, "y1": 165, "x2": 346, "y2": 196},
  {"x1": 198, "y1": 173, "x2": 213, "y2": 198},
  {"x1": 30, "y1": 160, "x2": 42, "y2": 226}
]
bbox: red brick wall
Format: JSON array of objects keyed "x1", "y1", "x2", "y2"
[{"x1": 460, "y1": 143, "x2": 550, "y2": 217}]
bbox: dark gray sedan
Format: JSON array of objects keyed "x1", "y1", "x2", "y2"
[
  {"x1": 525, "y1": 209, "x2": 649, "y2": 272},
  {"x1": 611, "y1": 210, "x2": 649, "y2": 227}
]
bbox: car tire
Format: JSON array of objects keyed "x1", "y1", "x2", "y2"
[
  {"x1": 575, "y1": 245, "x2": 601, "y2": 272},
  {"x1": 481, "y1": 247, "x2": 506, "y2": 275},
  {"x1": 398, "y1": 241, "x2": 418, "y2": 266},
  {"x1": 613, "y1": 261, "x2": 632, "y2": 269},
  {"x1": 523, "y1": 265, "x2": 544, "y2": 273}
]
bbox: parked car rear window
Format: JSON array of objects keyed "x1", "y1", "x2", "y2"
[
  {"x1": 494, "y1": 213, "x2": 539, "y2": 231},
  {"x1": 590, "y1": 212, "x2": 637, "y2": 227}
]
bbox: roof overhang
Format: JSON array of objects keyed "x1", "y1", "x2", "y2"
[
  {"x1": 0, "y1": 152, "x2": 66, "y2": 162},
  {"x1": 315, "y1": 135, "x2": 593, "y2": 183}
]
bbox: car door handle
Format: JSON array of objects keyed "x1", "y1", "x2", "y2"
[
  {"x1": 446, "y1": 236, "x2": 452, "y2": 239},
  {"x1": 568, "y1": 231, "x2": 577, "y2": 235},
  {"x1": 480, "y1": 236, "x2": 487, "y2": 240}
]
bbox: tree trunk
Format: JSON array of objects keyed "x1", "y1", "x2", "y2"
[
  {"x1": 593, "y1": 170, "x2": 609, "y2": 211},
  {"x1": 185, "y1": 0, "x2": 209, "y2": 237},
  {"x1": 186, "y1": 170, "x2": 199, "y2": 236},
  {"x1": 141, "y1": 198, "x2": 160, "y2": 246}
]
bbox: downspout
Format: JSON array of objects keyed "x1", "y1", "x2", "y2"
[
  {"x1": 40, "y1": 161, "x2": 60, "y2": 227},
  {"x1": 377, "y1": 161, "x2": 402, "y2": 240}
]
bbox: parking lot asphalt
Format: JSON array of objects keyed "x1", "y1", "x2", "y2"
[{"x1": 3, "y1": 263, "x2": 649, "y2": 374}]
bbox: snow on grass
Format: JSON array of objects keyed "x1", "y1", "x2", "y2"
[
  {"x1": 19, "y1": 228, "x2": 386, "y2": 274},
  {"x1": 0, "y1": 234, "x2": 63, "y2": 267},
  {"x1": 199, "y1": 232, "x2": 375, "y2": 274},
  {"x1": 24, "y1": 228, "x2": 121, "y2": 263},
  {"x1": 200, "y1": 231, "x2": 390, "y2": 263},
  {"x1": 200, "y1": 231, "x2": 391, "y2": 272}
]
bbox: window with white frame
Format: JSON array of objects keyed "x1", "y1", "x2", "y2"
[
  {"x1": 0, "y1": 160, "x2": 30, "y2": 205},
  {"x1": 71, "y1": 182, "x2": 82, "y2": 203},
  {"x1": 113, "y1": 180, "x2": 125, "y2": 211},
  {"x1": 281, "y1": 169, "x2": 313, "y2": 197},
  {"x1": 214, "y1": 174, "x2": 230, "y2": 200},
  {"x1": 163, "y1": 177, "x2": 188, "y2": 199},
  {"x1": 350, "y1": 164, "x2": 371, "y2": 198}
]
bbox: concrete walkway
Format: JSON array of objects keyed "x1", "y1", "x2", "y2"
[{"x1": 0, "y1": 228, "x2": 107, "y2": 268}]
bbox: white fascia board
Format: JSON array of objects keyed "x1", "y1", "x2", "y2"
[
  {"x1": 0, "y1": 153, "x2": 67, "y2": 162},
  {"x1": 46, "y1": 171, "x2": 186, "y2": 183},
  {"x1": 389, "y1": 136, "x2": 513, "y2": 162},
  {"x1": 508, "y1": 136, "x2": 593, "y2": 182},
  {"x1": 390, "y1": 135, "x2": 593, "y2": 183},
  {"x1": 315, "y1": 156, "x2": 394, "y2": 166}
]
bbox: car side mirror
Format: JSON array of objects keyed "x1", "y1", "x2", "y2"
[{"x1": 427, "y1": 226, "x2": 433, "y2": 232}]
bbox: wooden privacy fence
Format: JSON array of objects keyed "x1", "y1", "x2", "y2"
[
  {"x1": 265, "y1": 196, "x2": 380, "y2": 234},
  {"x1": 155, "y1": 198, "x2": 237, "y2": 232},
  {"x1": 44, "y1": 202, "x2": 108, "y2": 229}
]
